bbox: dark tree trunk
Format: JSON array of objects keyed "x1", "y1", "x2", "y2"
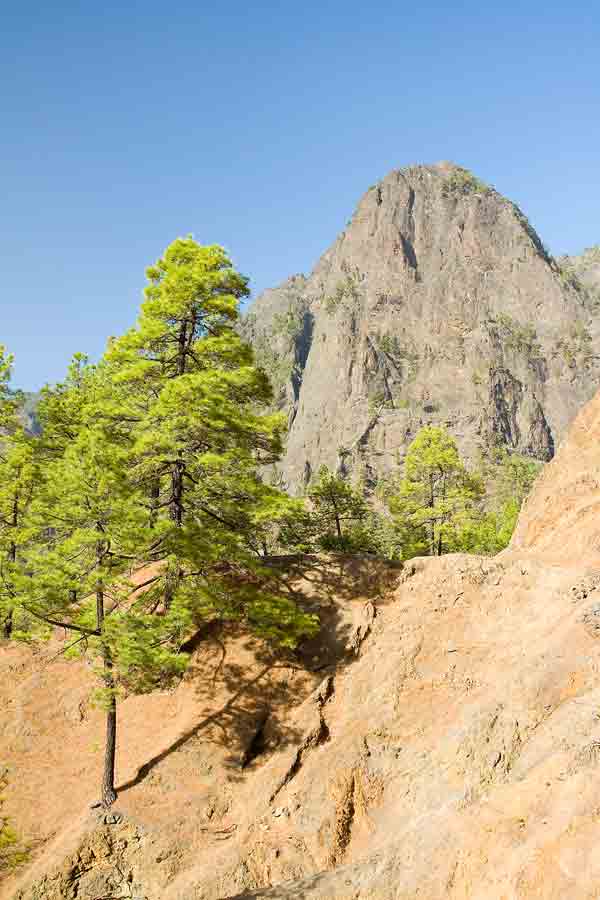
[
  {"x1": 164, "y1": 317, "x2": 192, "y2": 609},
  {"x1": 177, "y1": 320, "x2": 188, "y2": 376},
  {"x1": 101, "y1": 664, "x2": 117, "y2": 808},
  {"x1": 2, "y1": 611, "x2": 13, "y2": 640},
  {"x1": 167, "y1": 450, "x2": 184, "y2": 612},
  {"x1": 437, "y1": 476, "x2": 446, "y2": 557},
  {"x1": 170, "y1": 459, "x2": 184, "y2": 526},
  {"x1": 428, "y1": 476, "x2": 436, "y2": 556},
  {"x1": 330, "y1": 494, "x2": 342, "y2": 541},
  {"x1": 96, "y1": 580, "x2": 117, "y2": 808},
  {"x1": 3, "y1": 530, "x2": 17, "y2": 638},
  {"x1": 163, "y1": 562, "x2": 181, "y2": 612},
  {"x1": 175, "y1": 312, "x2": 197, "y2": 377},
  {"x1": 148, "y1": 477, "x2": 160, "y2": 529}
]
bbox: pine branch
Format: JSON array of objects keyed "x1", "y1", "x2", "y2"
[{"x1": 21, "y1": 605, "x2": 100, "y2": 636}]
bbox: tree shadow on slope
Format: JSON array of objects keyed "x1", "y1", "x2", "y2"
[
  {"x1": 236, "y1": 868, "x2": 339, "y2": 899},
  {"x1": 117, "y1": 554, "x2": 400, "y2": 795}
]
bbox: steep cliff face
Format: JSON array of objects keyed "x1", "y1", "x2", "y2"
[{"x1": 243, "y1": 164, "x2": 599, "y2": 492}]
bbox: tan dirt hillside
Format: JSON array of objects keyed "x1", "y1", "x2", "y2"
[
  {"x1": 0, "y1": 558, "x2": 397, "y2": 899},
  {"x1": 5, "y1": 390, "x2": 600, "y2": 897}
]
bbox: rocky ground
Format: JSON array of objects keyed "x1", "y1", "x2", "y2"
[{"x1": 4, "y1": 390, "x2": 600, "y2": 897}]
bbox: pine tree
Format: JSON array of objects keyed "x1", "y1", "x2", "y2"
[
  {"x1": 0, "y1": 435, "x2": 39, "y2": 639},
  {"x1": 389, "y1": 426, "x2": 484, "y2": 557},
  {"x1": 18, "y1": 357, "x2": 157, "y2": 806},
  {"x1": 104, "y1": 238, "x2": 311, "y2": 618},
  {"x1": 459, "y1": 449, "x2": 542, "y2": 554},
  {"x1": 4, "y1": 240, "x2": 319, "y2": 808},
  {"x1": 307, "y1": 466, "x2": 369, "y2": 551},
  {"x1": 0, "y1": 346, "x2": 39, "y2": 640}
]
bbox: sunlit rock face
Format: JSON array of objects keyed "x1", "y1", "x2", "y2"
[{"x1": 243, "y1": 163, "x2": 599, "y2": 491}]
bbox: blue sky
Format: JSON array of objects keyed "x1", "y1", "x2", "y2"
[{"x1": 1, "y1": 1, "x2": 599, "y2": 390}]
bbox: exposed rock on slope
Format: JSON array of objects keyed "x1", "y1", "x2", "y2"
[
  {"x1": 511, "y1": 379, "x2": 600, "y2": 563},
  {"x1": 243, "y1": 164, "x2": 599, "y2": 492},
  {"x1": 559, "y1": 245, "x2": 600, "y2": 300},
  {"x1": 8, "y1": 390, "x2": 600, "y2": 898}
]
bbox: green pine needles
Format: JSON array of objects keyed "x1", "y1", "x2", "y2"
[{"x1": 382, "y1": 427, "x2": 541, "y2": 558}]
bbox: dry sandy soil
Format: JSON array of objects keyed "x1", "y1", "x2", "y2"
[{"x1": 4, "y1": 390, "x2": 600, "y2": 898}]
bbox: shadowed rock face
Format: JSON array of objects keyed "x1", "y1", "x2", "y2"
[{"x1": 243, "y1": 164, "x2": 599, "y2": 492}]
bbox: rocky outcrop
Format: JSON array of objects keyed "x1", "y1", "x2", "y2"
[
  {"x1": 559, "y1": 245, "x2": 600, "y2": 299},
  {"x1": 243, "y1": 164, "x2": 600, "y2": 492}
]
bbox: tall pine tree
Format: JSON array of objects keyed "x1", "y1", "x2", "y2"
[
  {"x1": 17, "y1": 356, "x2": 166, "y2": 806},
  {"x1": 105, "y1": 238, "x2": 312, "y2": 638},
  {"x1": 389, "y1": 426, "x2": 484, "y2": 557},
  {"x1": 4, "y1": 241, "x2": 318, "y2": 808}
]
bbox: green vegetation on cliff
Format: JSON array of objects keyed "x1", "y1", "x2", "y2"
[
  {"x1": 269, "y1": 428, "x2": 540, "y2": 561},
  {"x1": 382, "y1": 429, "x2": 540, "y2": 558}
]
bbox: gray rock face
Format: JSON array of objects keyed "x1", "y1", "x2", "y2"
[
  {"x1": 559, "y1": 245, "x2": 600, "y2": 298},
  {"x1": 242, "y1": 163, "x2": 599, "y2": 492}
]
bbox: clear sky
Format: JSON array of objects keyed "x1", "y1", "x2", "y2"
[{"x1": 1, "y1": 1, "x2": 599, "y2": 390}]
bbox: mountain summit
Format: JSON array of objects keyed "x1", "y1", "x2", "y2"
[{"x1": 244, "y1": 163, "x2": 599, "y2": 491}]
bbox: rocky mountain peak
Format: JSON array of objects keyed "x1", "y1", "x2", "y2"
[{"x1": 243, "y1": 163, "x2": 599, "y2": 492}]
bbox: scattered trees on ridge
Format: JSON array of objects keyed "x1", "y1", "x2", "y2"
[{"x1": 273, "y1": 431, "x2": 539, "y2": 560}]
